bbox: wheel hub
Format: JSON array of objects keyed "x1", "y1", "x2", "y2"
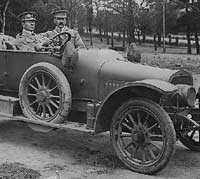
[
  {"x1": 132, "y1": 127, "x2": 149, "y2": 144},
  {"x1": 37, "y1": 89, "x2": 49, "y2": 102}
]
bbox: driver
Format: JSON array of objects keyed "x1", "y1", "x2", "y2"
[
  {"x1": 39, "y1": 9, "x2": 85, "y2": 49},
  {"x1": 15, "y1": 11, "x2": 48, "y2": 51}
]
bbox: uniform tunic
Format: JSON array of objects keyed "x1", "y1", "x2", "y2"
[
  {"x1": 40, "y1": 26, "x2": 84, "y2": 49},
  {"x1": 16, "y1": 30, "x2": 42, "y2": 51}
]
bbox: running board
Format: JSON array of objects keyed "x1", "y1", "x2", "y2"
[
  {"x1": 0, "y1": 95, "x2": 19, "y2": 115},
  {"x1": 0, "y1": 112, "x2": 94, "y2": 135},
  {"x1": 0, "y1": 95, "x2": 95, "y2": 134}
]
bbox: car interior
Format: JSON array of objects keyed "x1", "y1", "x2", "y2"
[{"x1": 0, "y1": 34, "x2": 17, "y2": 50}]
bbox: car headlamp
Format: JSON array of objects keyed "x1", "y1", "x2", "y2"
[{"x1": 175, "y1": 84, "x2": 196, "y2": 107}]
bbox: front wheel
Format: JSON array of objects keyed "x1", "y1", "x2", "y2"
[
  {"x1": 110, "y1": 98, "x2": 176, "y2": 174},
  {"x1": 19, "y1": 62, "x2": 72, "y2": 132}
]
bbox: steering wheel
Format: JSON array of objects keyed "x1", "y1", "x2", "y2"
[
  {"x1": 48, "y1": 31, "x2": 71, "y2": 47},
  {"x1": 48, "y1": 31, "x2": 72, "y2": 56}
]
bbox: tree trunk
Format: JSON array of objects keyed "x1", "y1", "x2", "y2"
[
  {"x1": 99, "y1": 28, "x2": 103, "y2": 42},
  {"x1": 1, "y1": 0, "x2": 10, "y2": 34},
  {"x1": 127, "y1": 0, "x2": 135, "y2": 43},
  {"x1": 154, "y1": 34, "x2": 157, "y2": 51},
  {"x1": 168, "y1": 35, "x2": 171, "y2": 45},
  {"x1": 157, "y1": 33, "x2": 161, "y2": 47},
  {"x1": 122, "y1": 0, "x2": 125, "y2": 48},
  {"x1": 195, "y1": 32, "x2": 199, "y2": 54},
  {"x1": 105, "y1": 11, "x2": 109, "y2": 45},
  {"x1": 137, "y1": 31, "x2": 141, "y2": 44},
  {"x1": 87, "y1": 2, "x2": 93, "y2": 46},
  {"x1": 111, "y1": 26, "x2": 114, "y2": 48},
  {"x1": 186, "y1": 6, "x2": 191, "y2": 54},
  {"x1": 175, "y1": 37, "x2": 179, "y2": 46},
  {"x1": 142, "y1": 31, "x2": 146, "y2": 43},
  {"x1": 104, "y1": 30, "x2": 106, "y2": 38},
  {"x1": 89, "y1": 26, "x2": 93, "y2": 46},
  {"x1": 194, "y1": 24, "x2": 199, "y2": 54},
  {"x1": 106, "y1": 32, "x2": 110, "y2": 45},
  {"x1": 122, "y1": 28, "x2": 126, "y2": 48},
  {"x1": 186, "y1": 25, "x2": 191, "y2": 54}
]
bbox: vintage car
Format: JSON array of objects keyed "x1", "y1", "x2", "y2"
[{"x1": 0, "y1": 32, "x2": 199, "y2": 174}]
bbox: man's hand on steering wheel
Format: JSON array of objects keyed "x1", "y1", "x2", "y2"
[
  {"x1": 48, "y1": 31, "x2": 71, "y2": 48},
  {"x1": 41, "y1": 32, "x2": 71, "y2": 56}
]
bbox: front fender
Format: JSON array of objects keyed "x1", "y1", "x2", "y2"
[
  {"x1": 128, "y1": 79, "x2": 177, "y2": 94},
  {"x1": 94, "y1": 79, "x2": 177, "y2": 134}
]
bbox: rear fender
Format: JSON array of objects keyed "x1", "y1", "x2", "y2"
[{"x1": 94, "y1": 79, "x2": 177, "y2": 134}]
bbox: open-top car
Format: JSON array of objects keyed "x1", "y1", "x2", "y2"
[{"x1": 0, "y1": 32, "x2": 200, "y2": 174}]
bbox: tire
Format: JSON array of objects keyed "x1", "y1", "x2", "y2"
[
  {"x1": 110, "y1": 98, "x2": 176, "y2": 174},
  {"x1": 19, "y1": 62, "x2": 71, "y2": 124},
  {"x1": 179, "y1": 118, "x2": 200, "y2": 151}
]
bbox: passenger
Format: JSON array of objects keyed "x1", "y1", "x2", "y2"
[
  {"x1": 15, "y1": 11, "x2": 47, "y2": 51},
  {"x1": 39, "y1": 9, "x2": 85, "y2": 49}
]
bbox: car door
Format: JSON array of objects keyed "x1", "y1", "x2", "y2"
[{"x1": 4, "y1": 50, "x2": 36, "y2": 92}]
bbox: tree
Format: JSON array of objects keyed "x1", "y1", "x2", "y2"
[
  {"x1": 1, "y1": 0, "x2": 41, "y2": 35},
  {"x1": 137, "y1": 7, "x2": 151, "y2": 43},
  {"x1": 93, "y1": 0, "x2": 104, "y2": 42},
  {"x1": 94, "y1": 10, "x2": 104, "y2": 42},
  {"x1": 101, "y1": 0, "x2": 139, "y2": 44},
  {"x1": 86, "y1": 0, "x2": 93, "y2": 45},
  {"x1": 0, "y1": 0, "x2": 10, "y2": 34},
  {"x1": 175, "y1": 0, "x2": 200, "y2": 54},
  {"x1": 141, "y1": 0, "x2": 187, "y2": 48}
]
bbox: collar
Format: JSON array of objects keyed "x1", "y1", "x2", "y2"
[
  {"x1": 22, "y1": 29, "x2": 34, "y2": 35},
  {"x1": 54, "y1": 26, "x2": 69, "y2": 33}
]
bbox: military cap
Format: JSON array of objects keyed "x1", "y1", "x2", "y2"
[
  {"x1": 18, "y1": 11, "x2": 37, "y2": 22},
  {"x1": 52, "y1": 9, "x2": 67, "y2": 18}
]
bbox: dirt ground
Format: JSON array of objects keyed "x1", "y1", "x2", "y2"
[
  {"x1": 1, "y1": 43, "x2": 200, "y2": 178},
  {"x1": 0, "y1": 119, "x2": 200, "y2": 179}
]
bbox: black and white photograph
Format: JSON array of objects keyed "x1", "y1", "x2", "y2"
[{"x1": 0, "y1": 0, "x2": 200, "y2": 178}]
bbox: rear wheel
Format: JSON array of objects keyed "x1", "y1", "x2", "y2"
[
  {"x1": 19, "y1": 62, "x2": 71, "y2": 132},
  {"x1": 110, "y1": 98, "x2": 176, "y2": 174}
]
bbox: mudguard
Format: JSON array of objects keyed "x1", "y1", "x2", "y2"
[
  {"x1": 94, "y1": 79, "x2": 177, "y2": 134},
  {"x1": 128, "y1": 79, "x2": 177, "y2": 94}
]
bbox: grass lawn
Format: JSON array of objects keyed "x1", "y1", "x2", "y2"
[
  {"x1": 82, "y1": 36, "x2": 200, "y2": 75},
  {"x1": 82, "y1": 35, "x2": 199, "y2": 54}
]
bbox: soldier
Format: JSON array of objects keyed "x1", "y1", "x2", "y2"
[
  {"x1": 40, "y1": 9, "x2": 85, "y2": 49},
  {"x1": 16, "y1": 11, "x2": 46, "y2": 51}
]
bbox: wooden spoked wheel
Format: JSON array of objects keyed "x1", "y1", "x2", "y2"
[
  {"x1": 110, "y1": 98, "x2": 176, "y2": 174},
  {"x1": 19, "y1": 62, "x2": 71, "y2": 132}
]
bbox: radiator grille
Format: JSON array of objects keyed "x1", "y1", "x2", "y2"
[{"x1": 170, "y1": 76, "x2": 193, "y2": 85}]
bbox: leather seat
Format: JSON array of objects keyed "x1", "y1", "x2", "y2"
[{"x1": 0, "y1": 34, "x2": 17, "y2": 50}]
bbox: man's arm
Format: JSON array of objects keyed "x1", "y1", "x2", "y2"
[
  {"x1": 15, "y1": 37, "x2": 35, "y2": 51},
  {"x1": 16, "y1": 35, "x2": 45, "y2": 52},
  {"x1": 74, "y1": 31, "x2": 85, "y2": 49}
]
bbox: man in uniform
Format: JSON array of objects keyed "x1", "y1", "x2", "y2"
[
  {"x1": 16, "y1": 11, "x2": 47, "y2": 51},
  {"x1": 40, "y1": 9, "x2": 85, "y2": 49}
]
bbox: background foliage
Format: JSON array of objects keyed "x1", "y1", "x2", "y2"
[{"x1": 0, "y1": 0, "x2": 200, "y2": 53}]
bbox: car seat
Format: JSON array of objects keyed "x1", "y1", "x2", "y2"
[{"x1": 0, "y1": 34, "x2": 17, "y2": 50}]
